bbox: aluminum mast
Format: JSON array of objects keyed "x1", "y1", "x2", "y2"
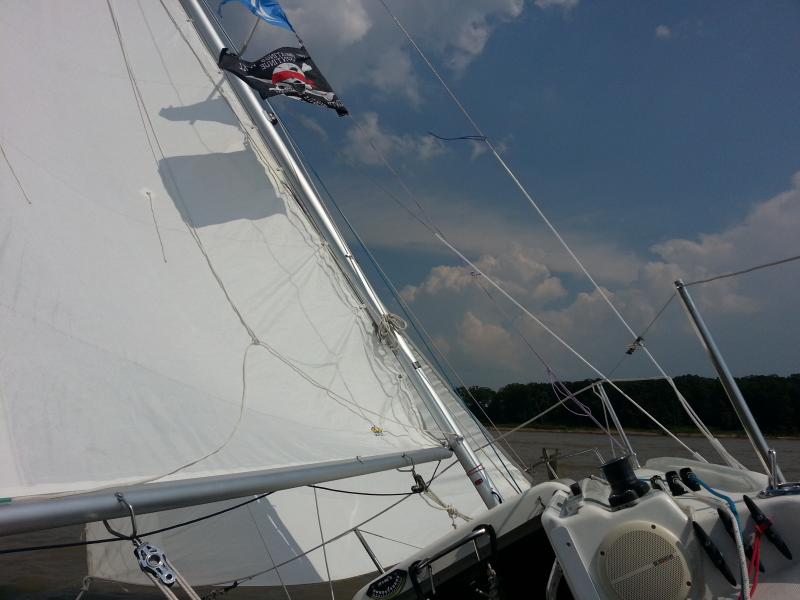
[{"x1": 178, "y1": 0, "x2": 503, "y2": 508}]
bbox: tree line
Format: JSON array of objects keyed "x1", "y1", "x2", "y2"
[{"x1": 457, "y1": 374, "x2": 800, "y2": 436}]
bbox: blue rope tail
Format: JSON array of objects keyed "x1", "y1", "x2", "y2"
[
  {"x1": 691, "y1": 474, "x2": 743, "y2": 534},
  {"x1": 427, "y1": 131, "x2": 488, "y2": 142}
]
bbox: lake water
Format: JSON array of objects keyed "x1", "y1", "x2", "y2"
[{"x1": 2, "y1": 430, "x2": 798, "y2": 599}]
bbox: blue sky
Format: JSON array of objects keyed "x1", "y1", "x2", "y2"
[{"x1": 218, "y1": 0, "x2": 800, "y2": 387}]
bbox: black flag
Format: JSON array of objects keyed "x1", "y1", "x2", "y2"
[{"x1": 219, "y1": 47, "x2": 348, "y2": 116}]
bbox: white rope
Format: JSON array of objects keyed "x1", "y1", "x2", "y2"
[
  {"x1": 377, "y1": 313, "x2": 407, "y2": 350},
  {"x1": 313, "y1": 488, "x2": 336, "y2": 600},
  {"x1": 73, "y1": 577, "x2": 92, "y2": 600},
  {"x1": 422, "y1": 487, "x2": 472, "y2": 529},
  {"x1": 274, "y1": 111, "x2": 529, "y2": 492},
  {"x1": 378, "y1": 0, "x2": 733, "y2": 466},
  {"x1": 173, "y1": 569, "x2": 204, "y2": 600},
  {"x1": 684, "y1": 253, "x2": 800, "y2": 287},
  {"x1": 247, "y1": 503, "x2": 293, "y2": 599},
  {"x1": 684, "y1": 497, "x2": 750, "y2": 599}
]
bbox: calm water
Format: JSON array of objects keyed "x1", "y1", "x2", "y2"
[{"x1": 2, "y1": 431, "x2": 798, "y2": 599}]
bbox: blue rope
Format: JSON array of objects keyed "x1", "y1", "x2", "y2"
[{"x1": 690, "y1": 474, "x2": 743, "y2": 533}]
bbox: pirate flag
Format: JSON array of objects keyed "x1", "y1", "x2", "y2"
[{"x1": 219, "y1": 47, "x2": 348, "y2": 116}]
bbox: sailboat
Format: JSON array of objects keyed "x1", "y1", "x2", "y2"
[{"x1": 1, "y1": 1, "x2": 797, "y2": 599}]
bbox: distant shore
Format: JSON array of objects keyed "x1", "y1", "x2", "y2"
[{"x1": 490, "y1": 425, "x2": 800, "y2": 440}]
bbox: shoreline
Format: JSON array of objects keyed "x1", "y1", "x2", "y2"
[{"x1": 490, "y1": 425, "x2": 800, "y2": 441}]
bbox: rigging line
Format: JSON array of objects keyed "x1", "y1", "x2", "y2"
[
  {"x1": 351, "y1": 118, "x2": 441, "y2": 234},
  {"x1": 308, "y1": 485, "x2": 411, "y2": 497},
  {"x1": 359, "y1": 529, "x2": 423, "y2": 550},
  {"x1": 0, "y1": 142, "x2": 32, "y2": 205},
  {"x1": 605, "y1": 292, "x2": 676, "y2": 380},
  {"x1": 437, "y1": 233, "x2": 703, "y2": 459},
  {"x1": 683, "y1": 253, "x2": 800, "y2": 287},
  {"x1": 273, "y1": 115, "x2": 396, "y2": 319},
  {"x1": 284, "y1": 138, "x2": 523, "y2": 493},
  {"x1": 308, "y1": 458, "x2": 444, "y2": 498},
  {"x1": 600, "y1": 389, "x2": 616, "y2": 458},
  {"x1": 474, "y1": 386, "x2": 592, "y2": 450},
  {"x1": 277, "y1": 118, "x2": 526, "y2": 493},
  {"x1": 146, "y1": 190, "x2": 168, "y2": 263},
  {"x1": 313, "y1": 487, "x2": 337, "y2": 600},
  {"x1": 168, "y1": 4, "x2": 444, "y2": 442},
  {"x1": 168, "y1": 3, "x2": 449, "y2": 444},
  {"x1": 377, "y1": 0, "x2": 727, "y2": 455},
  {"x1": 246, "y1": 504, "x2": 293, "y2": 600},
  {"x1": 275, "y1": 116, "x2": 525, "y2": 488},
  {"x1": 475, "y1": 277, "x2": 624, "y2": 451},
  {"x1": 209, "y1": 460, "x2": 465, "y2": 587}
]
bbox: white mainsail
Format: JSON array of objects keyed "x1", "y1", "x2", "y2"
[{"x1": 0, "y1": 0, "x2": 525, "y2": 588}]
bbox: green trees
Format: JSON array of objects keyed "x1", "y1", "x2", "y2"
[{"x1": 457, "y1": 374, "x2": 800, "y2": 435}]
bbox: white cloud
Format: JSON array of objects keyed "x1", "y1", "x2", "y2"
[
  {"x1": 277, "y1": 0, "x2": 531, "y2": 106},
  {"x1": 457, "y1": 312, "x2": 527, "y2": 372},
  {"x1": 286, "y1": 0, "x2": 372, "y2": 47},
  {"x1": 535, "y1": 0, "x2": 579, "y2": 12},
  {"x1": 343, "y1": 112, "x2": 446, "y2": 165},
  {"x1": 396, "y1": 171, "x2": 800, "y2": 384},
  {"x1": 655, "y1": 25, "x2": 672, "y2": 40},
  {"x1": 293, "y1": 114, "x2": 328, "y2": 140},
  {"x1": 365, "y1": 47, "x2": 422, "y2": 106},
  {"x1": 401, "y1": 243, "x2": 567, "y2": 307}
]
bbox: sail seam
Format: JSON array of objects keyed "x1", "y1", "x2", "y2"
[{"x1": 0, "y1": 142, "x2": 32, "y2": 205}]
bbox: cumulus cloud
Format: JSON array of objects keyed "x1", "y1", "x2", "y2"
[
  {"x1": 274, "y1": 0, "x2": 532, "y2": 109},
  {"x1": 343, "y1": 112, "x2": 446, "y2": 165},
  {"x1": 285, "y1": 0, "x2": 372, "y2": 47},
  {"x1": 655, "y1": 25, "x2": 672, "y2": 39},
  {"x1": 398, "y1": 172, "x2": 800, "y2": 384},
  {"x1": 457, "y1": 312, "x2": 527, "y2": 372},
  {"x1": 401, "y1": 244, "x2": 566, "y2": 306}
]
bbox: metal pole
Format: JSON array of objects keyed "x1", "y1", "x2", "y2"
[
  {"x1": 179, "y1": 0, "x2": 501, "y2": 509},
  {"x1": 354, "y1": 528, "x2": 385, "y2": 574},
  {"x1": 674, "y1": 280, "x2": 782, "y2": 481},
  {"x1": 0, "y1": 446, "x2": 452, "y2": 537}
]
